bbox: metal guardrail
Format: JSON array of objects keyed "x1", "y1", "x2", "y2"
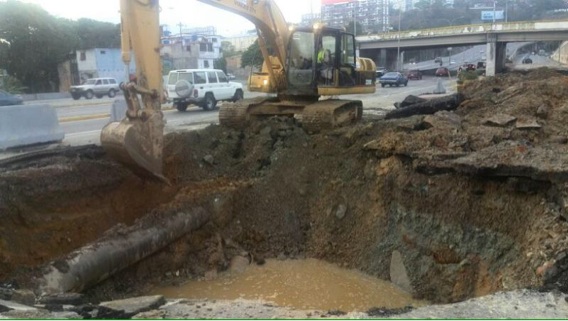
[{"x1": 357, "y1": 19, "x2": 568, "y2": 43}]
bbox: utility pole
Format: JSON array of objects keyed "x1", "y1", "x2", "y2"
[
  {"x1": 177, "y1": 22, "x2": 185, "y2": 69},
  {"x1": 492, "y1": 0, "x2": 496, "y2": 29},
  {"x1": 396, "y1": 0, "x2": 401, "y2": 71}
]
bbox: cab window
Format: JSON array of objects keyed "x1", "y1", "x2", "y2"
[
  {"x1": 341, "y1": 34, "x2": 356, "y2": 66},
  {"x1": 207, "y1": 71, "x2": 218, "y2": 83},
  {"x1": 102, "y1": 79, "x2": 109, "y2": 85},
  {"x1": 194, "y1": 71, "x2": 207, "y2": 84},
  {"x1": 217, "y1": 72, "x2": 228, "y2": 82},
  {"x1": 288, "y1": 31, "x2": 315, "y2": 86},
  {"x1": 169, "y1": 72, "x2": 193, "y2": 84}
]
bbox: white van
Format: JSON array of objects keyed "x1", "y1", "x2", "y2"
[{"x1": 167, "y1": 69, "x2": 244, "y2": 111}]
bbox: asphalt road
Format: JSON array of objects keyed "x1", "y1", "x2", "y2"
[{"x1": 1, "y1": 76, "x2": 454, "y2": 160}]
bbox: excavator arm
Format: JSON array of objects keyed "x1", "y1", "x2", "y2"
[
  {"x1": 100, "y1": 0, "x2": 289, "y2": 180},
  {"x1": 197, "y1": 0, "x2": 289, "y2": 92},
  {"x1": 100, "y1": 0, "x2": 166, "y2": 181}
]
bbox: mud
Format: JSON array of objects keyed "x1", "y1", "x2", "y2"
[{"x1": 1, "y1": 68, "x2": 568, "y2": 309}]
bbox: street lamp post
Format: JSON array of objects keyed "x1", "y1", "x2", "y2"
[{"x1": 492, "y1": 0, "x2": 496, "y2": 30}]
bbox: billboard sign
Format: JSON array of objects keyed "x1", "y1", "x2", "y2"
[{"x1": 481, "y1": 10, "x2": 504, "y2": 21}]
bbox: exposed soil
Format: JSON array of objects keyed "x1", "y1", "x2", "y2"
[{"x1": 1, "y1": 68, "x2": 568, "y2": 309}]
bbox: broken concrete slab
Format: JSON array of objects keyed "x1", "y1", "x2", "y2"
[
  {"x1": 516, "y1": 119, "x2": 542, "y2": 130},
  {"x1": 0, "y1": 298, "x2": 38, "y2": 312},
  {"x1": 484, "y1": 114, "x2": 516, "y2": 127},
  {"x1": 98, "y1": 295, "x2": 166, "y2": 318},
  {"x1": 38, "y1": 293, "x2": 85, "y2": 306},
  {"x1": 423, "y1": 111, "x2": 463, "y2": 130},
  {"x1": 418, "y1": 141, "x2": 568, "y2": 183}
]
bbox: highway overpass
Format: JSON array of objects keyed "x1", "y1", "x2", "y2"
[{"x1": 357, "y1": 20, "x2": 568, "y2": 76}]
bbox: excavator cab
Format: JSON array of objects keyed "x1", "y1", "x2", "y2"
[{"x1": 286, "y1": 26, "x2": 375, "y2": 98}]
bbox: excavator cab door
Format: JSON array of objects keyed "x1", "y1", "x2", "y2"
[
  {"x1": 286, "y1": 30, "x2": 317, "y2": 95},
  {"x1": 336, "y1": 32, "x2": 357, "y2": 86}
]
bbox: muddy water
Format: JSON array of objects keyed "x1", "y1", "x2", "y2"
[{"x1": 152, "y1": 258, "x2": 426, "y2": 312}]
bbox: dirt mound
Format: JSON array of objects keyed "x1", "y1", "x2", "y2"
[{"x1": 1, "y1": 68, "x2": 568, "y2": 305}]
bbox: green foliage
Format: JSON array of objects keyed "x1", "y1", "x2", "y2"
[
  {"x1": 214, "y1": 58, "x2": 227, "y2": 73},
  {"x1": 241, "y1": 39, "x2": 263, "y2": 70},
  {"x1": 458, "y1": 70, "x2": 478, "y2": 82},
  {"x1": 73, "y1": 18, "x2": 120, "y2": 49},
  {"x1": 0, "y1": 0, "x2": 120, "y2": 93},
  {"x1": 0, "y1": 74, "x2": 26, "y2": 93},
  {"x1": 221, "y1": 40, "x2": 238, "y2": 57},
  {"x1": 399, "y1": 0, "x2": 568, "y2": 31}
]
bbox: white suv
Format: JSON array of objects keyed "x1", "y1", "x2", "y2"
[
  {"x1": 167, "y1": 69, "x2": 244, "y2": 111},
  {"x1": 70, "y1": 77, "x2": 120, "y2": 100}
]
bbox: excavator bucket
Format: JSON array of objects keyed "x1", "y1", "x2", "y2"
[{"x1": 100, "y1": 111, "x2": 166, "y2": 181}]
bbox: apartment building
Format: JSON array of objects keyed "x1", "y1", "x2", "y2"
[
  {"x1": 160, "y1": 26, "x2": 222, "y2": 71},
  {"x1": 320, "y1": 0, "x2": 390, "y2": 33}
]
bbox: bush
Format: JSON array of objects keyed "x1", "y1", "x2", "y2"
[
  {"x1": 458, "y1": 70, "x2": 478, "y2": 83},
  {"x1": 0, "y1": 75, "x2": 26, "y2": 93}
]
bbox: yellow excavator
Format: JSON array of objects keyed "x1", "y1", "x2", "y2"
[{"x1": 100, "y1": 0, "x2": 377, "y2": 180}]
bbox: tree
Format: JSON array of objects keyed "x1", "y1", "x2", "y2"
[
  {"x1": 73, "y1": 18, "x2": 120, "y2": 49},
  {"x1": 0, "y1": 1, "x2": 80, "y2": 92},
  {"x1": 220, "y1": 40, "x2": 238, "y2": 57},
  {"x1": 214, "y1": 58, "x2": 227, "y2": 73},
  {"x1": 0, "y1": 1, "x2": 121, "y2": 93},
  {"x1": 241, "y1": 39, "x2": 263, "y2": 70}
]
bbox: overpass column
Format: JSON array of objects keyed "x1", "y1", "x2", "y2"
[
  {"x1": 378, "y1": 48, "x2": 387, "y2": 68},
  {"x1": 486, "y1": 35, "x2": 507, "y2": 76}
]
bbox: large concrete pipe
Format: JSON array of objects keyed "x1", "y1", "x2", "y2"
[{"x1": 38, "y1": 208, "x2": 210, "y2": 294}]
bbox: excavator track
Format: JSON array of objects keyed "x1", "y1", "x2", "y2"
[
  {"x1": 301, "y1": 99, "x2": 363, "y2": 133},
  {"x1": 219, "y1": 100, "x2": 249, "y2": 129}
]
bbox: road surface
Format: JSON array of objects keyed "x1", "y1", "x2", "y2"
[{"x1": 1, "y1": 76, "x2": 455, "y2": 160}]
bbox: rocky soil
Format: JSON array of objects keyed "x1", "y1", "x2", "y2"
[{"x1": 1, "y1": 68, "x2": 568, "y2": 318}]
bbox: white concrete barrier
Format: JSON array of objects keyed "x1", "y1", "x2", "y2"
[{"x1": 0, "y1": 104, "x2": 65, "y2": 150}]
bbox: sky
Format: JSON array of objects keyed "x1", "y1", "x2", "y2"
[{"x1": 15, "y1": 0, "x2": 322, "y2": 36}]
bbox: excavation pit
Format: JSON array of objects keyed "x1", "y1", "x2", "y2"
[{"x1": 1, "y1": 69, "x2": 568, "y2": 314}]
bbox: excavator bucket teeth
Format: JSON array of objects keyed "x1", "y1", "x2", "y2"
[{"x1": 100, "y1": 113, "x2": 166, "y2": 182}]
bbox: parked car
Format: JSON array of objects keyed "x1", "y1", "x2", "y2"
[
  {"x1": 522, "y1": 56, "x2": 533, "y2": 64},
  {"x1": 379, "y1": 72, "x2": 408, "y2": 87},
  {"x1": 376, "y1": 67, "x2": 388, "y2": 78},
  {"x1": 465, "y1": 63, "x2": 476, "y2": 71},
  {"x1": 406, "y1": 69, "x2": 422, "y2": 80},
  {"x1": 226, "y1": 73, "x2": 236, "y2": 80},
  {"x1": 0, "y1": 89, "x2": 24, "y2": 106},
  {"x1": 167, "y1": 69, "x2": 244, "y2": 111},
  {"x1": 70, "y1": 77, "x2": 119, "y2": 100},
  {"x1": 435, "y1": 67, "x2": 450, "y2": 77},
  {"x1": 434, "y1": 57, "x2": 443, "y2": 63}
]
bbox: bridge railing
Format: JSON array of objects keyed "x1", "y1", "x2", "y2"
[{"x1": 357, "y1": 19, "x2": 568, "y2": 43}]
